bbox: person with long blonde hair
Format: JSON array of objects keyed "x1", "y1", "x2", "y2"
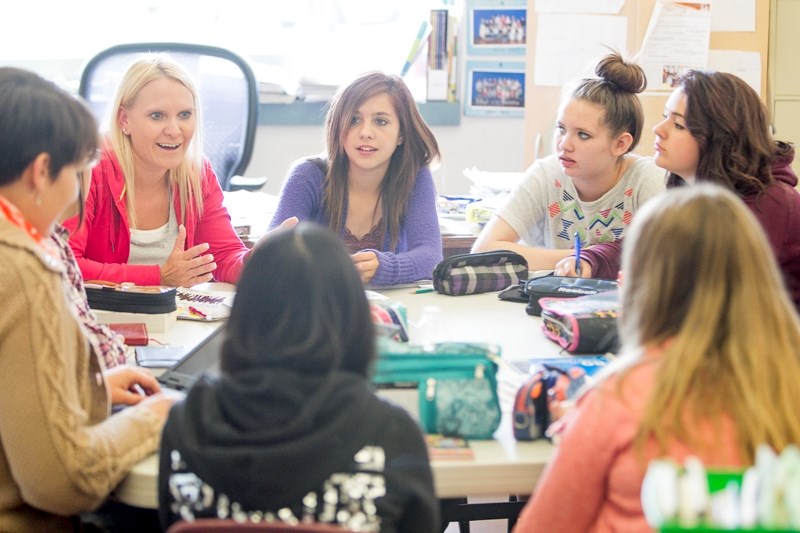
[
  {"x1": 65, "y1": 56, "x2": 286, "y2": 287},
  {"x1": 515, "y1": 184, "x2": 800, "y2": 532}
]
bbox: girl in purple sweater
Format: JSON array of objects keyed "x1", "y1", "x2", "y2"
[{"x1": 269, "y1": 71, "x2": 442, "y2": 286}]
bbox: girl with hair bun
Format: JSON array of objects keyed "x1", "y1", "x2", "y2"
[
  {"x1": 472, "y1": 52, "x2": 665, "y2": 270},
  {"x1": 555, "y1": 69, "x2": 800, "y2": 310}
]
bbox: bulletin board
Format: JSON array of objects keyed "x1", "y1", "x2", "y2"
[{"x1": 522, "y1": 0, "x2": 771, "y2": 166}]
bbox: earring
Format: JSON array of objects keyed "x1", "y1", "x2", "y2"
[{"x1": 122, "y1": 129, "x2": 129, "y2": 135}]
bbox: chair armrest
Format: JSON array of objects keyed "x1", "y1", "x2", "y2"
[{"x1": 228, "y1": 175, "x2": 268, "y2": 192}]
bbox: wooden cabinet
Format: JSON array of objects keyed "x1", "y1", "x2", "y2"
[{"x1": 770, "y1": 0, "x2": 800, "y2": 177}]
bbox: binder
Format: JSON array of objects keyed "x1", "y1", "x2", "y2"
[{"x1": 427, "y1": 9, "x2": 450, "y2": 101}]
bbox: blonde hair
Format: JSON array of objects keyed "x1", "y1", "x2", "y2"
[
  {"x1": 617, "y1": 184, "x2": 800, "y2": 462},
  {"x1": 107, "y1": 56, "x2": 204, "y2": 228}
]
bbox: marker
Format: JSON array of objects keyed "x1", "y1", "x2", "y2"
[
  {"x1": 574, "y1": 232, "x2": 582, "y2": 277},
  {"x1": 188, "y1": 306, "x2": 208, "y2": 319},
  {"x1": 412, "y1": 287, "x2": 435, "y2": 294}
]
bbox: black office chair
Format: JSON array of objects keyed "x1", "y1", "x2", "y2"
[{"x1": 79, "y1": 42, "x2": 263, "y2": 191}]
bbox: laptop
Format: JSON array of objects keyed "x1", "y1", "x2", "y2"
[{"x1": 156, "y1": 327, "x2": 225, "y2": 392}]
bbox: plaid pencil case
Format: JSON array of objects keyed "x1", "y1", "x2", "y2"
[{"x1": 432, "y1": 251, "x2": 528, "y2": 296}]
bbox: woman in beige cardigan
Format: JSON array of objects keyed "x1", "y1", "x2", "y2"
[{"x1": 0, "y1": 67, "x2": 176, "y2": 531}]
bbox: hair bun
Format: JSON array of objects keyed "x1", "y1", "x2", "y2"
[{"x1": 595, "y1": 52, "x2": 647, "y2": 94}]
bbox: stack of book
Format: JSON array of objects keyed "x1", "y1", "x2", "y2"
[
  {"x1": 425, "y1": 434, "x2": 474, "y2": 460},
  {"x1": 427, "y1": 9, "x2": 459, "y2": 102}
]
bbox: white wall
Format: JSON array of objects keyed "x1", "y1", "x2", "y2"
[{"x1": 246, "y1": 116, "x2": 527, "y2": 197}]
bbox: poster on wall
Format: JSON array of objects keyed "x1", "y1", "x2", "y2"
[
  {"x1": 467, "y1": 0, "x2": 527, "y2": 56},
  {"x1": 639, "y1": 2, "x2": 711, "y2": 93},
  {"x1": 463, "y1": 61, "x2": 525, "y2": 117}
]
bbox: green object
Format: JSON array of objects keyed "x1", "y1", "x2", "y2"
[
  {"x1": 660, "y1": 470, "x2": 798, "y2": 533},
  {"x1": 374, "y1": 339, "x2": 502, "y2": 439}
]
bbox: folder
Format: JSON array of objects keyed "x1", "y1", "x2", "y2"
[{"x1": 427, "y1": 68, "x2": 449, "y2": 101}]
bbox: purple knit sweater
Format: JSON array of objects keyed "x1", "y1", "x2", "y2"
[{"x1": 269, "y1": 160, "x2": 442, "y2": 286}]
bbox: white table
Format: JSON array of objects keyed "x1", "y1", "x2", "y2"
[{"x1": 113, "y1": 287, "x2": 563, "y2": 507}]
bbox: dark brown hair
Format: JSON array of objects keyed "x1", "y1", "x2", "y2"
[
  {"x1": 666, "y1": 70, "x2": 777, "y2": 196},
  {"x1": 0, "y1": 68, "x2": 98, "y2": 186},
  {"x1": 222, "y1": 223, "x2": 375, "y2": 377},
  {"x1": 322, "y1": 71, "x2": 440, "y2": 250},
  {"x1": 0, "y1": 67, "x2": 99, "y2": 225}
]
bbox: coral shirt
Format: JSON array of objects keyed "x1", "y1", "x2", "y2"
[{"x1": 515, "y1": 356, "x2": 746, "y2": 533}]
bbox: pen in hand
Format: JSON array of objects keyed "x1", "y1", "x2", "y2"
[{"x1": 574, "y1": 232, "x2": 582, "y2": 277}]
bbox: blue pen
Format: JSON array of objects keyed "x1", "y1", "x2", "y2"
[{"x1": 574, "y1": 232, "x2": 582, "y2": 277}]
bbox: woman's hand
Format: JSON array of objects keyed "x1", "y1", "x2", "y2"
[
  {"x1": 254, "y1": 216, "x2": 299, "y2": 248},
  {"x1": 554, "y1": 256, "x2": 592, "y2": 278},
  {"x1": 161, "y1": 225, "x2": 216, "y2": 287},
  {"x1": 104, "y1": 365, "x2": 161, "y2": 406},
  {"x1": 352, "y1": 251, "x2": 379, "y2": 283}
]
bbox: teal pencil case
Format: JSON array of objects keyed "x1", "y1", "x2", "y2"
[{"x1": 373, "y1": 340, "x2": 502, "y2": 440}]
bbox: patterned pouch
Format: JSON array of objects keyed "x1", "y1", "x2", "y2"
[
  {"x1": 374, "y1": 340, "x2": 502, "y2": 440},
  {"x1": 539, "y1": 290, "x2": 620, "y2": 354},
  {"x1": 432, "y1": 251, "x2": 528, "y2": 296},
  {"x1": 421, "y1": 375, "x2": 502, "y2": 439}
]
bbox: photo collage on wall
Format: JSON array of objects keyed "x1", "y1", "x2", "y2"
[{"x1": 464, "y1": 0, "x2": 526, "y2": 117}]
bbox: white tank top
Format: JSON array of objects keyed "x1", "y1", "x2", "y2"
[{"x1": 128, "y1": 202, "x2": 179, "y2": 267}]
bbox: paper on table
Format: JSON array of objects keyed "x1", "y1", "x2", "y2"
[
  {"x1": 176, "y1": 288, "x2": 234, "y2": 321},
  {"x1": 463, "y1": 167, "x2": 525, "y2": 194}
]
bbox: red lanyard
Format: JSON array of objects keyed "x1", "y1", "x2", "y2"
[
  {"x1": 0, "y1": 194, "x2": 44, "y2": 244},
  {"x1": 0, "y1": 194, "x2": 62, "y2": 265}
]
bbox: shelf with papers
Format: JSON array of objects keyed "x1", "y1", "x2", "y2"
[{"x1": 259, "y1": 100, "x2": 461, "y2": 126}]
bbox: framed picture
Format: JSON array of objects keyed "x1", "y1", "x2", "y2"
[
  {"x1": 467, "y1": 0, "x2": 527, "y2": 56},
  {"x1": 464, "y1": 61, "x2": 525, "y2": 118}
]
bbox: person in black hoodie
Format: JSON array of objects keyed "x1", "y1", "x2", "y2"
[{"x1": 158, "y1": 223, "x2": 438, "y2": 532}]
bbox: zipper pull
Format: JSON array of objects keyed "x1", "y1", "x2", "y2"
[
  {"x1": 426, "y1": 377, "x2": 436, "y2": 401},
  {"x1": 475, "y1": 364, "x2": 485, "y2": 379}
]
